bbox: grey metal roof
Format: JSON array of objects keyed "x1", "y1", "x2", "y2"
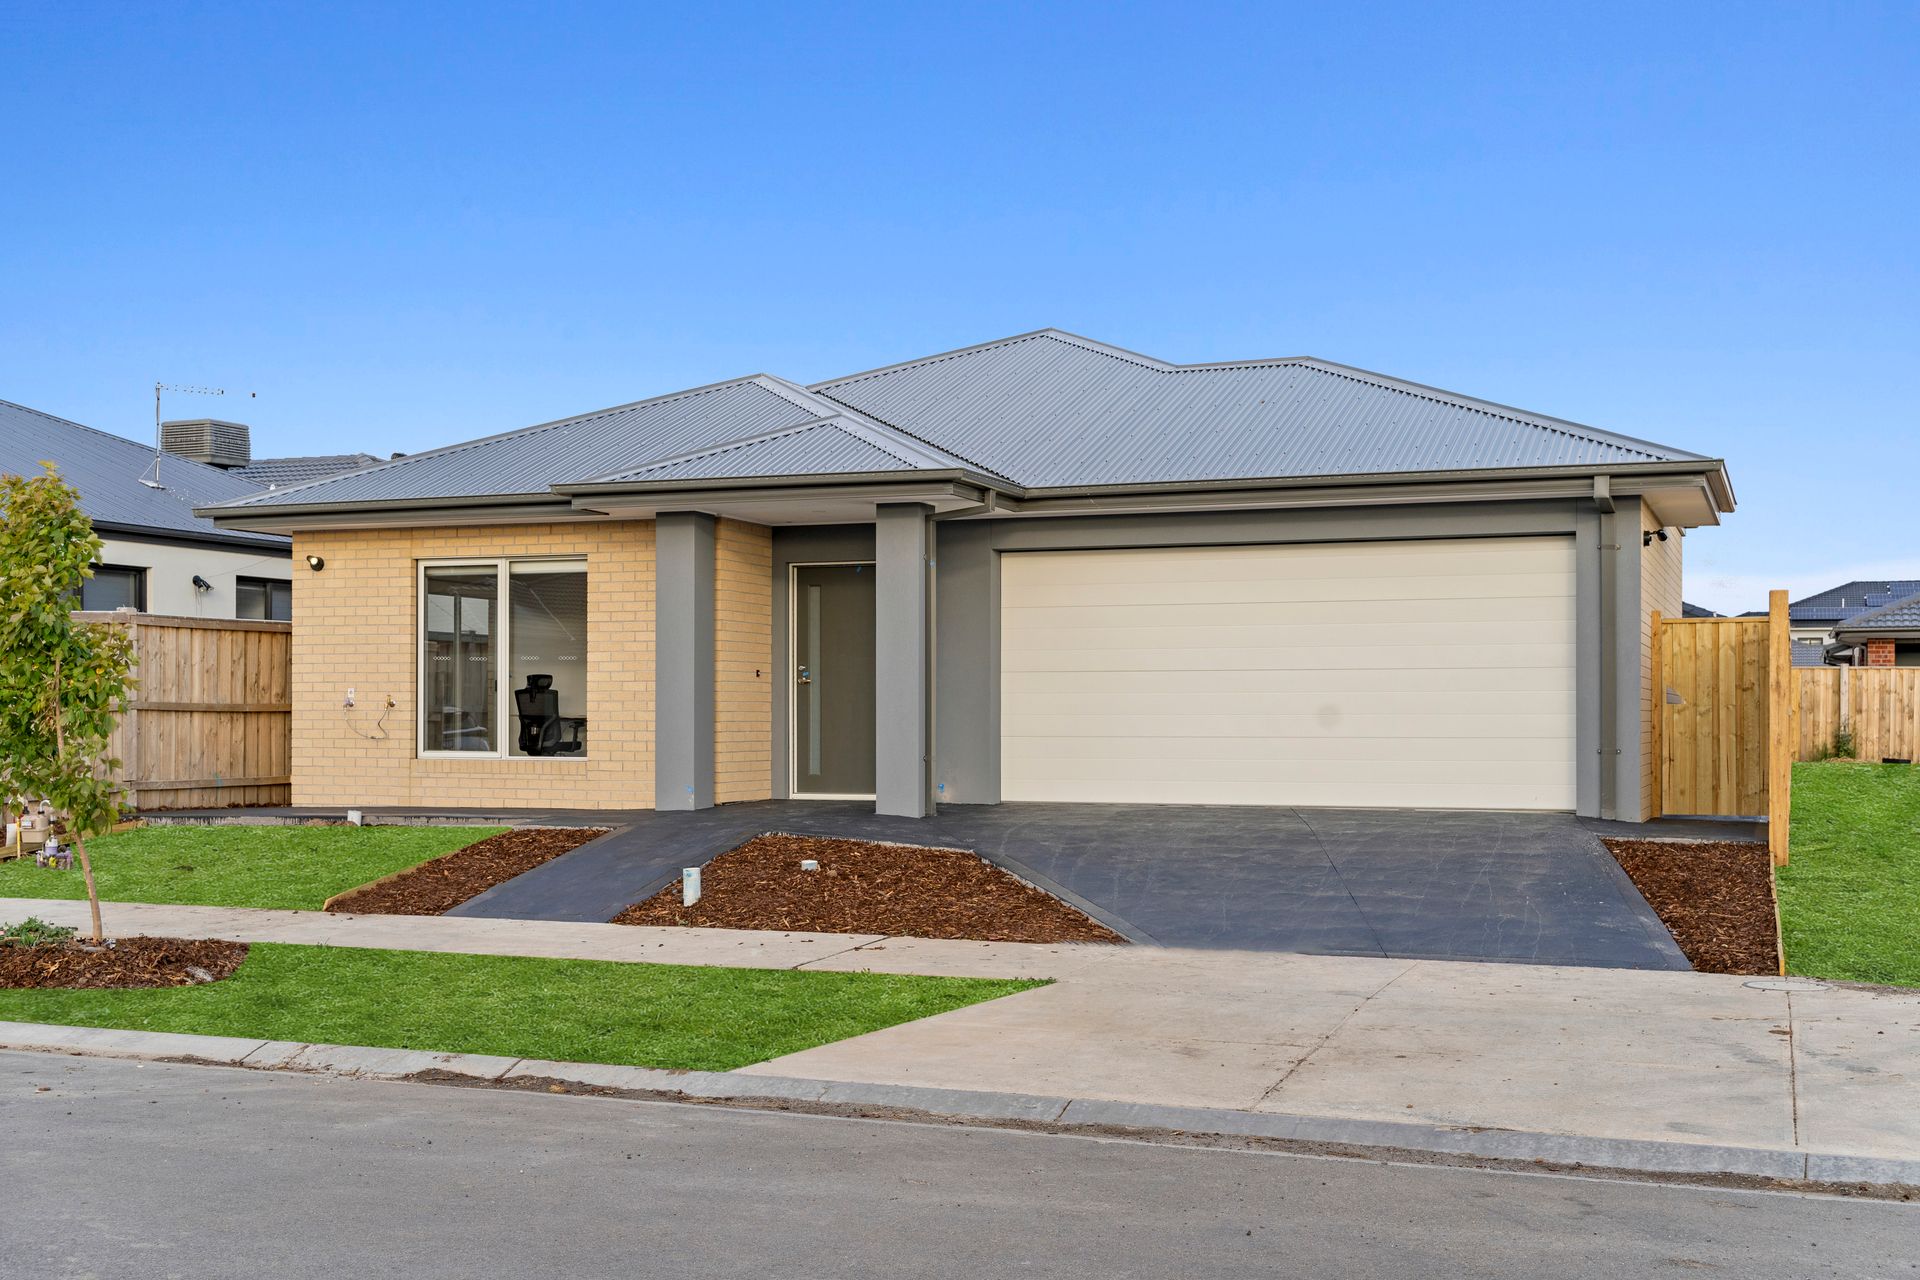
[
  {"x1": 1833, "y1": 590, "x2": 1920, "y2": 636},
  {"x1": 0, "y1": 398, "x2": 286, "y2": 549},
  {"x1": 1680, "y1": 601, "x2": 1721, "y2": 618},
  {"x1": 202, "y1": 329, "x2": 1722, "y2": 516},
  {"x1": 592, "y1": 419, "x2": 924, "y2": 483},
  {"x1": 233, "y1": 453, "x2": 382, "y2": 488},
  {"x1": 812, "y1": 331, "x2": 1707, "y2": 489}
]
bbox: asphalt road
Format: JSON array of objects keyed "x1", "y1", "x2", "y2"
[{"x1": 2, "y1": 1052, "x2": 1913, "y2": 1280}]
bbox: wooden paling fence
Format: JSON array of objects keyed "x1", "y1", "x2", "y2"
[
  {"x1": 1796, "y1": 666, "x2": 1920, "y2": 763},
  {"x1": 73, "y1": 612, "x2": 292, "y2": 810},
  {"x1": 1649, "y1": 590, "x2": 1794, "y2": 864}
]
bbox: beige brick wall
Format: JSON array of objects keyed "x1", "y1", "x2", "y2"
[
  {"x1": 714, "y1": 519, "x2": 773, "y2": 802},
  {"x1": 290, "y1": 521, "x2": 656, "y2": 809},
  {"x1": 1639, "y1": 506, "x2": 1684, "y2": 819}
]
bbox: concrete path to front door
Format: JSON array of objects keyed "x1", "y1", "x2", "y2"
[{"x1": 438, "y1": 802, "x2": 1688, "y2": 971}]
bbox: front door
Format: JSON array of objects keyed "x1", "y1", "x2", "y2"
[{"x1": 791, "y1": 562, "x2": 877, "y2": 798}]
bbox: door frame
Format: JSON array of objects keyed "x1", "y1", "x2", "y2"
[{"x1": 787, "y1": 560, "x2": 878, "y2": 800}]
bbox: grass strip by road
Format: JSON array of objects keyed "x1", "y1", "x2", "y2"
[
  {"x1": 0, "y1": 942, "x2": 1044, "y2": 1071},
  {"x1": 0, "y1": 825, "x2": 506, "y2": 912},
  {"x1": 1778, "y1": 762, "x2": 1920, "y2": 988}
]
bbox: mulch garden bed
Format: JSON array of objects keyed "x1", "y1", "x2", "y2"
[
  {"x1": 0, "y1": 937, "x2": 249, "y2": 989},
  {"x1": 325, "y1": 827, "x2": 608, "y2": 916},
  {"x1": 1604, "y1": 839, "x2": 1780, "y2": 975},
  {"x1": 614, "y1": 834, "x2": 1126, "y2": 944}
]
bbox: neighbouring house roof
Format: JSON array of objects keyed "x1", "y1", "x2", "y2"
[
  {"x1": 0, "y1": 398, "x2": 288, "y2": 550},
  {"x1": 1832, "y1": 590, "x2": 1920, "y2": 638},
  {"x1": 198, "y1": 329, "x2": 1733, "y2": 520},
  {"x1": 1681, "y1": 601, "x2": 1720, "y2": 618},
  {"x1": 1788, "y1": 579, "x2": 1920, "y2": 625},
  {"x1": 233, "y1": 452, "x2": 383, "y2": 488}
]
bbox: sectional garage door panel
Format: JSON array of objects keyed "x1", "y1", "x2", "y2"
[{"x1": 999, "y1": 538, "x2": 1578, "y2": 809}]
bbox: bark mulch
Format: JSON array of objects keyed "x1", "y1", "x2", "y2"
[
  {"x1": 325, "y1": 827, "x2": 609, "y2": 916},
  {"x1": 0, "y1": 937, "x2": 249, "y2": 989},
  {"x1": 615, "y1": 833, "x2": 1126, "y2": 944},
  {"x1": 1604, "y1": 839, "x2": 1780, "y2": 975}
]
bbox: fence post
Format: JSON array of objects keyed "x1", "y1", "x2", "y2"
[
  {"x1": 1767, "y1": 589, "x2": 1791, "y2": 866},
  {"x1": 1648, "y1": 610, "x2": 1664, "y2": 820}
]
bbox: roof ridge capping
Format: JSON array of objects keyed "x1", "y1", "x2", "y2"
[
  {"x1": 581, "y1": 415, "x2": 910, "y2": 482},
  {"x1": 201, "y1": 371, "x2": 808, "y2": 509},
  {"x1": 811, "y1": 329, "x2": 1708, "y2": 466}
]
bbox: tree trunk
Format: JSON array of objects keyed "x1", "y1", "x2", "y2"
[
  {"x1": 48, "y1": 655, "x2": 106, "y2": 944},
  {"x1": 72, "y1": 834, "x2": 103, "y2": 945}
]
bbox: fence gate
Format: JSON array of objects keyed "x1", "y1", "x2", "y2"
[{"x1": 1650, "y1": 591, "x2": 1794, "y2": 862}]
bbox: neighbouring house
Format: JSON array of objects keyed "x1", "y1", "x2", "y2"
[
  {"x1": 1828, "y1": 591, "x2": 1920, "y2": 667},
  {"x1": 1784, "y1": 579, "x2": 1920, "y2": 667},
  {"x1": 198, "y1": 329, "x2": 1733, "y2": 821},
  {"x1": 1681, "y1": 601, "x2": 1721, "y2": 618},
  {"x1": 1, "y1": 400, "x2": 377, "y2": 619}
]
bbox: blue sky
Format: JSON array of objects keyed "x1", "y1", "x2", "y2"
[{"x1": 3, "y1": 1, "x2": 1914, "y2": 613}]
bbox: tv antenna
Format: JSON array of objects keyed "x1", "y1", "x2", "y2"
[{"x1": 144, "y1": 383, "x2": 256, "y2": 488}]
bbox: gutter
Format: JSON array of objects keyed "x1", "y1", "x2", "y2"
[{"x1": 196, "y1": 459, "x2": 1732, "y2": 531}]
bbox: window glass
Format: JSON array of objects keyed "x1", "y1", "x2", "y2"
[
  {"x1": 422, "y1": 566, "x2": 498, "y2": 752},
  {"x1": 236, "y1": 577, "x2": 293, "y2": 621},
  {"x1": 81, "y1": 565, "x2": 145, "y2": 612},
  {"x1": 508, "y1": 562, "x2": 588, "y2": 757}
]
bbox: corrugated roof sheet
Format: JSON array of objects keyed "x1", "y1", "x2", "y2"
[
  {"x1": 1833, "y1": 590, "x2": 1920, "y2": 635},
  {"x1": 217, "y1": 376, "x2": 831, "y2": 508},
  {"x1": 233, "y1": 453, "x2": 382, "y2": 487},
  {"x1": 812, "y1": 331, "x2": 1703, "y2": 489},
  {"x1": 595, "y1": 419, "x2": 921, "y2": 483},
  {"x1": 0, "y1": 398, "x2": 285, "y2": 547},
  {"x1": 204, "y1": 329, "x2": 1719, "y2": 514}
]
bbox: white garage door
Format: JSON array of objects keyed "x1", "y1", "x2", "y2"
[{"x1": 1000, "y1": 537, "x2": 1577, "y2": 810}]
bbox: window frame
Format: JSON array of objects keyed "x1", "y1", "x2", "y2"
[
  {"x1": 415, "y1": 556, "x2": 588, "y2": 761},
  {"x1": 82, "y1": 563, "x2": 148, "y2": 612},
  {"x1": 235, "y1": 575, "x2": 294, "y2": 621}
]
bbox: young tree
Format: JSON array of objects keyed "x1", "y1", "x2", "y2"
[{"x1": 0, "y1": 463, "x2": 137, "y2": 943}]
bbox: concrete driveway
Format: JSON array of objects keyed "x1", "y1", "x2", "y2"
[{"x1": 449, "y1": 801, "x2": 1688, "y2": 971}]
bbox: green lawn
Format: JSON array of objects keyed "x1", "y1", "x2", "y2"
[
  {"x1": 1778, "y1": 762, "x2": 1920, "y2": 987},
  {"x1": 0, "y1": 943, "x2": 1042, "y2": 1071},
  {"x1": 0, "y1": 825, "x2": 505, "y2": 911}
]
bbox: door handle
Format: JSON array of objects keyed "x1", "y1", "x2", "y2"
[{"x1": 796, "y1": 665, "x2": 813, "y2": 685}]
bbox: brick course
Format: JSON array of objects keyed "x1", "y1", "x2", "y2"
[{"x1": 292, "y1": 522, "x2": 656, "y2": 808}]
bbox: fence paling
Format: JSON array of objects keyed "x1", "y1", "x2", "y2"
[
  {"x1": 1796, "y1": 667, "x2": 1920, "y2": 762},
  {"x1": 1657, "y1": 615, "x2": 1770, "y2": 818},
  {"x1": 73, "y1": 612, "x2": 292, "y2": 810}
]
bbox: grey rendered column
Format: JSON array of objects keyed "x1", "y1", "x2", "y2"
[
  {"x1": 875, "y1": 503, "x2": 934, "y2": 818},
  {"x1": 654, "y1": 512, "x2": 715, "y2": 810}
]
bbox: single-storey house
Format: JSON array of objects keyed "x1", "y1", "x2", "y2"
[
  {"x1": 1828, "y1": 592, "x2": 1920, "y2": 667},
  {"x1": 1780, "y1": 579, "x2": 1920, "y2": 667},
  {"x1": 2, "y1": 399, "x2": 381, "y2": 619},
  {"x1": 200, "y1": 330, "x2": 1733, "y2": 822}
]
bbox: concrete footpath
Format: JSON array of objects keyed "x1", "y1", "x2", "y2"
[{"x1": 4, "y1": 896, "x2": 1918, "y2": 1184}]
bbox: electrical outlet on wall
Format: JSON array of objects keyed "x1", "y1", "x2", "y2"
[{"x1": 344, "y1": 687, "x2": 356, "y2": 708}]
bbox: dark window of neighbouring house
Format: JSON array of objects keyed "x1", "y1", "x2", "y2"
[
  {"x1": 81, "y1": 564, "x2": 146, "y2": 612},
  {"x1": 236, "y1": 576, "x2": 293, "y2": 621}
]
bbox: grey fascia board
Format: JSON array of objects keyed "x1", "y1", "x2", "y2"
[
  {"x1": 566, "y1": 478, "x2": 996, "y2": 513},
  {"x1": 1832, "y1": 623, "x2": 1920, "y2": 640},
  {"x1": 90, "y1": 521, "x2": 291, "y2": 553},
  {"x1": 988, "y1": 461, "x2": 1732, "y2": 517}
]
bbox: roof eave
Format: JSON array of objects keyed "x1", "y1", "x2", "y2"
[{"x1": 1003, "y1": 459, "x2": 1733, "y2": 511}]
